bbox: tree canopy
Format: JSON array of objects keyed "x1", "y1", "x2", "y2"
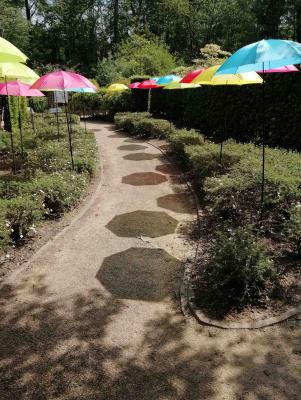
[{"x1": 1, "y1": 1, "x2": 301, "y2": 81}]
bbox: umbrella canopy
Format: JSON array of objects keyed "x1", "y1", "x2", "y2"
[
  {"x1": 0, "y1": 62, "x2": 39, "y2": 82},
  {"x1": 192, "y1": 65, "x2": 263, "y2": 85},
  {"x1": 0, "y1": 80, "x2": 44, "y2": 97},
  {"x1": 31, "y1": 71, "x2": 96, "y2": 90},
  {"x1": 256, "y1": 65, "x2": 298, "y2": 73},
  {"x1": 163, "y1": 82, "x2": 200, "y2": 90},
  {"x1": 66, "y1": 87, "x2": 96, "y2": 93},
  {"x1": 107, "y1": 83, "x2": 128, "y2": 92},
  {"x1": 156, "y1": 75, "x2": 181, "y2": 85},
  {"x1": 180, "y1": 68, "x2": 206, "y2": 83},
  {"x1": 137, "y1": 80, "x2": 160, "y2": 89},
  {"x1": 128, "y1": 82, "x2": 141, "y2": 89},
  {"x1": 0, "y1": 37, "x2": 28, "y2": 63},
  {"x1": 216, "y1": 39, "x2": 301, "y2": 75}
]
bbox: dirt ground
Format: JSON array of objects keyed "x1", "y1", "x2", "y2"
[{"x1": 0, "y1": 121, "x2": 300, "y2": 400}]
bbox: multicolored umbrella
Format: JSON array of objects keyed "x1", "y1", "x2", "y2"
[
  {"x1": 180, "y1": 68, "x2": 206, "y2": 83},
  {"x1": 216, "y1": 39, "x2": 301, "y2": 210},
  {"x1": 0, "y1": 37, "x2": 28, "y2": 63},
  {"x1": 156, "y1": 75, "x2": 181, "y2": 86},
  {"x1": 163, "y1": 82, "x2": 200, "y2": 90},
  {"x1": 192, "y1": 65, "x2": 263, "y2": 85}
]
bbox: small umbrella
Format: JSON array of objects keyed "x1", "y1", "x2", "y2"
[
  {"x1": 163, "y1": 82, "x2": 200, "y2": 89},
  {"x1": 128, "y1": 82, "x2": 141, "y2": 89},
  {"x1": 137, "y1": 80, "x2": 161, "y2": 112},
  {"x1": 32, "y1": 71, "x2": 96, "y2": 170},
  {"x1": 180, "y1": 68, "x2": 206, "y2": 83},
  {"x1": 0, "y1": 37, "x2": 28, "y2": 63},
  {"x1": 137, "y1": 80, "x2": 160, "y2": 89},
  {"x1": 216, "y1": 39, "x2": 301, "y2": 210},
  {"x1": 0, "y1": 81, "x2": 44, "y2": 170},
  {"x1": 66, "y1": 87, "x2": 96, "y2": 132},
  {"x1": 156, "y1": 75, "x2": 181, "y2": 86},
  {"x1": 107, "y1": 83, "x2": 128, "y2": 92}
]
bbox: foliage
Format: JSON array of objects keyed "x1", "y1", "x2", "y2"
[
  {"x1": 201, "y1": 227, "x2": 275, "y2": 310},
  {"x1": 30, "y1": 97, "x2": 48, "y2": 113},
  {"x1": 169, "y1": 128, "x2": 204, "y2": 159},
  {"x1": 193, "y1": 44, "x2": 231, "y2": 67},
  {"x1": 96, "y1": 35, "x2": 177, "y2": 86},
  {"x1": 284, "y1": 203, "x2": 301, "y2": 258},
  {"x1": 0, "y1": 113, "x2": 98, "y2": 252}
]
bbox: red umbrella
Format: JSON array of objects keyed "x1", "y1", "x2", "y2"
[
  {"x1": 128, "y1": 82, "x2": 141, "y2": 89},
  {"x1": 137, "y1": 80, "x2": 160, "y2": 89},
  {"x1": 180, "y1": 68, "x2": 206, "y2": 83}
]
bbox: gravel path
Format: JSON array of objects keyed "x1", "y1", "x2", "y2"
[{"x1": 0, "y1": 121, "x2": 300, "y2": 400}]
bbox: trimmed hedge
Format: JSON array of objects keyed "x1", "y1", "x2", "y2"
[{"x1": 150, "y1": 72, "x2": 301, "y2": 151}]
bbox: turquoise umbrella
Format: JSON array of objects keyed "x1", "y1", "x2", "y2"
[
  {"x1": 156, "y1": 75, "x2": 181, "y2": 85},
  {"x1": 216, "y1": 39, "x2": 301, "y2": 211}
]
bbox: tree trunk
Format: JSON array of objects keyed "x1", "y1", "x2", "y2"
[
  {"x1": 24, "y1": 0, "x2": 31, "y2": 22},
  {"x1": 113, "y1": 0, "x2": 119, "y2": 45}
]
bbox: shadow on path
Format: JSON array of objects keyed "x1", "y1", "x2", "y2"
[
  {"x1": 122, "y1": 172, "x2": 167, "y2": 186},
  {"x1": 97, "y1": 247, "x2": 181, "y2": 301},
  {"x1": 106, "y1": 210, "x2": 178, "y2": 238}
]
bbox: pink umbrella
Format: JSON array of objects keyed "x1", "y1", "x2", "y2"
[
  {"x1": 31, "y1": 70, "x2": 96, "y2": 90},
  {"x1": 31, "y1": 71, "x2": 95, "y2": 170},
  {"x1": 0, "y1": 81, "x2": 45, "y2": 167},
  {"x1": 180, "y1": 68, "x2": 206, "y2": 83},
  {"x1": 256, "y1": 65, "x2": 298, "y2": 73},
  {"x1": 0, "y1": 80, "x2": 44, "y2": 97},
  {"x1": 128, "y1": 82, "x2": 141, "y2": 89}
]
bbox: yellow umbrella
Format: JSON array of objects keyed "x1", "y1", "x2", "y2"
[
  {"x1": 0, "y1": 37, "x2": 28, "y2": 63},
  {"x1": 192, "y1": 65, "x2": 262, "y2": 163},
  {"x1": 107, "y1": 83, "x2": 129, "y2": 92},
  {"x1": 163, "y1": 82, "x2": 200, "y2": 90},
  {"x1": 192, "y1": 65, "x2": 263, "y2": 85},
  {"x1": 0, "y1": 62, "x2": 39, "y2": 82}
]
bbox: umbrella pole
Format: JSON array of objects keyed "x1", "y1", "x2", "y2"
[
  {"x1": 18, "y1": 97, "x2": 24, "y2": 158},
  {"x1": 260, "y1": 68, "x2": 266, "y2": 213},
  {"x1": 30, "y1": 98, "x2": 35, "y2": 135},
  {"x1": 5, "y1": 77, "x2": 16, "y2": 174},
  {"x1": 55, "y1": 95, "x2": 60, "y2": 142},
  {"x1": 82, "y1": 102, "x2": 87, "y2": 133},
  {"x1": 64, "y1": 90, "x2": 74, "y2": 170},
  {"x1": 147, "y1": 89, "x2": 151, "y2": 113}
]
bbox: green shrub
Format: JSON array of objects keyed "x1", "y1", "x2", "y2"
[
  {"x1": 284, "y1": 203, "x2": 301, "y2": 258},
  {"x1": 114, "y1": 112, "x2": 151, "y2": 134},
  {"x1": 201, "y1": 227, "x2": 275, "y2": 311},
  {"x1": 31, "y1": 97, "x2": 48, "y2": 113},
  {"x1": 169, "y1": 128, "x2": 204, "y2": 159},
  {"x1": 0, "y1": 196, "x2": 44, "y2": 243},
  {"x1": 103, "y1": 90, "x2": 134, "y2": 120}
]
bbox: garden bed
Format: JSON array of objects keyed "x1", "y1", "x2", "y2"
[
  {"x1": 0, "y1": 112, "x2": 98, "y2": 267},
  {"x1": 114, "y1": 111, "x2": 301, "y2": 323}
]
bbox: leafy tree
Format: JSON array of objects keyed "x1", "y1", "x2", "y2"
[
  {"x1": 96, "y1": 34, "x2": 177, "y2": 86},
  {"x1": 192, "y1": 43, "x2": 231, "y2": 67}
]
